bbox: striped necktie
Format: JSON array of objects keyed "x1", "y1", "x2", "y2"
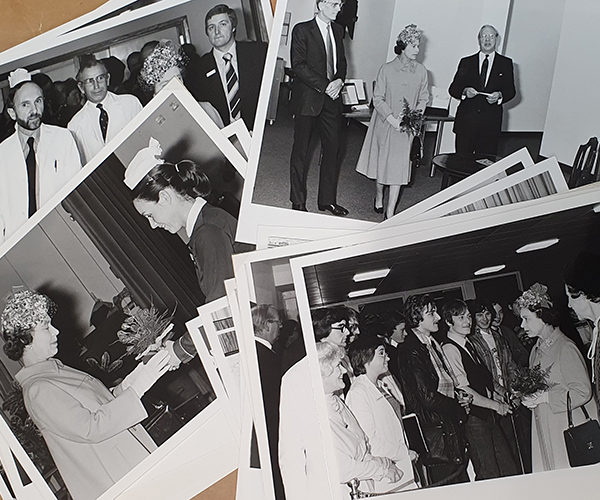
[
  {"x1": 223, "y1": 52, "x2": 241, "y2": 120},
  {"x1": 480, "y1": 54, "x2": 489, "y2": 90}
]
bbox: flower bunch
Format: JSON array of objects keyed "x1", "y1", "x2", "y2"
[
  {"x1": 510, "y1": 363, "x2": 554, "y2": 399},
  {"x1": 399, "y1": 98, "x2": 423, "y2": 136},
  {"x1": 117, "y1": 303, "x2": 175, "y2": 359}
]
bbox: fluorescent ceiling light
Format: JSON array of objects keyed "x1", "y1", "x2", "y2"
[
  {"x1": 516, "y1": 238, "x2": 559, "y2": 253},
  {"x1": 348, "y1": 288, "x2": 377, "y2": 298},
  {"x1": 474, "y1": 264, "x2": 506, "y2": 276},
  {"x1": 353, "y1": 268, "x2": 390, "y2": 282}
]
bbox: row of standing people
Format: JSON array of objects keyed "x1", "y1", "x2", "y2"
[{"x1": 274, "y1": 257, "x2": 600, "y2": 498}]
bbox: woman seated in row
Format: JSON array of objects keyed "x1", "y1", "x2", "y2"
[
  {"x1": 1, "y1": 290, "x2": 171, "y2": 500},
  {"x1": 346, "y1": 334, "x2": 418, "y2": 491},
  {"x1": 317, "y1": 341, "x2": 404, "y2": 498}
]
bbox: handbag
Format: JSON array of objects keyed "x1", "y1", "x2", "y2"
[
  {"x1": 563, "y1": 391, "x2": 600, "y2": 467},
  {"x1": 409, "y1": 134, "x2": 422, "y2": 167}
]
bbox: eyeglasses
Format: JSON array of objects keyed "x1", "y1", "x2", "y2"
[
  {"x1": 323, "y1": 1, "x2": 344, "y2": 8},
  {"x1": 267, "y1": 318, "x2": 283, "y2": 327},
  {"x1": 80, "y1": 73, "x2": 109, "y2": 87},
  {"x1": 480, "y1": 34, "x2": 497, "y2": 40},
  {"x1": 330, "y1": 323, "x2": 349, "y2": 332}
]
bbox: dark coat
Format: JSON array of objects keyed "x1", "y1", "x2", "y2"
[
  {"x1": 290, "y1": 19, "x2": 347, "y2": 117},
  {"x1": 396, "y1": 330, "x2": 467, "y2": 466},
  {"x1": 191, "y1": 41, "x2": 267, "y2": 129},
  {"x1": 448, "y1": 52, "x2": 516, "y2": 137}
]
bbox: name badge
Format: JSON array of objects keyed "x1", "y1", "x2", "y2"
[{"x1": 206, "y1": 69, "x2": 217, "y2": 78}]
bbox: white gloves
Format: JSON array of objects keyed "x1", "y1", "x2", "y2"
[
  {"x1": 120, "y1": 350, "x2": 171, "y2": 398},
  {"x1": 522, "y1": 391, "x2": 549, "y2": 409},
  {"x1": 164, "y1": 340, "x2": 182, "y2": 370},
  {"x1": 386, "y1": 114, "x2": 401, "y2": 131}
]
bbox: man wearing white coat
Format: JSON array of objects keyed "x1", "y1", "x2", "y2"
[{"x1": 0, "y1": 69, "x2": 81, "y2": 244}]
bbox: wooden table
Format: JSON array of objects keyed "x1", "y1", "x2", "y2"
[
  {"x1": 432, "y1": 153, "x2": 499, "y2": 190},
  {"x1": 424, "y1": 112, "x2": 455, "y2": 176}
]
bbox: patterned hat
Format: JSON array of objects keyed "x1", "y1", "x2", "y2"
[
  {"x1": 138, "y1": 39, "x2": 187, "y2": 93},
  {"x1": 1, "y1": 290, "x2": 56, "y2": 338},
  {"x1": 398, "y1": 24, "x2": 422, "y2": 46},
  {"x1": 514, "y1": 283, "x2": 553, "y2": 311}
]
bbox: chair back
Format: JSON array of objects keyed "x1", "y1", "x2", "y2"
[{"x1": 569, "y1": 137, "x2": 599, "y2": 188}]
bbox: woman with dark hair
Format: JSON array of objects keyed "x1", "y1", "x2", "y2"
[
  {"x1": 125, "y1": 137, "x2": 252, "y2": 304},
  {"x1": 355, "y1": 24, "x2": 429, "y2": 220},
  {"x1": 1, "y1": 290, "x2": 170, "y2": 500},
  {"x1": 515, "y1": 283, "x2": 596, "y2": 472},
  {"x1": 346, "y1": 334, "x2": 417, "y2": 491},
  {"x1": 564, "y1": 251, "x2": 600, "y2": 413}
]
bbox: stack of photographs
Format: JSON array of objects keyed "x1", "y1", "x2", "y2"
[{"x1": 0, "y1": 1, "x2": 598, "y2": 500}]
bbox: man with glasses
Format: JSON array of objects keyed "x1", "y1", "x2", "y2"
[
  {"x1": 449, "y1": 25, "x2": 516, "y2": 156},
  {"x1": 0, "y1": 68, "x2": 81, "y2": 243},
  {"x1": 68, "y1": 55, "x2": 142, "y2": 164},
  {"x1": 289, "y1": 0, "x2": 348, "y2": 216},
  {"x1": 252, "y1": 304, "x2": 286, "y2": 499}
]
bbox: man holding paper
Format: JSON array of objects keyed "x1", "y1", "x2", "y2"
[{"x1": 449, "y1": 25, "x2": 516, "y2": 156}]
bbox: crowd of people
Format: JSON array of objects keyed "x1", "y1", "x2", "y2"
[
  {"x1": 250, "y1": 252, "x2": 600, "y2": 499},
  {"x1": 0, "y1": 3, "x2": 267, "y2": 245}
]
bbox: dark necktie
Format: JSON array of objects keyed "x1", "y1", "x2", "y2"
[
  {"x1": 480, "y1": 54, "x2": 489, "y2": 90},
  {"x1": 223, "y1": 53, "x2": 241, "y2": 120},
  {"x1": 25, "y1": 137, "x2": 37, "y2": 217},
  {"x1": 326, "y1": 24, "x2": 335, "y2": 80},
  {"x1": 97, "y1": 103, "x2": 109, "y2": 141}
]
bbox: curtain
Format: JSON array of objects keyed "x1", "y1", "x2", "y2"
[{"x1": 62, "y1": 153, "x2": 204, "y2": 327}]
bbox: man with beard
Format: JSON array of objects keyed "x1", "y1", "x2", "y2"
[{"x1": 0, "y1": 69, "x2": 81, "y2": 243}]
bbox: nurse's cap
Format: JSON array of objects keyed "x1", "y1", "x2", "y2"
[
  {"x1": 8, "y1": 68, "x2": 32, "y2": 89},
  {"x1": 124, "y1": 137, "x2": 164, "y2": 189}
]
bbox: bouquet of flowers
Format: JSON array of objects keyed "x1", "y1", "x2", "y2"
[
  {"x1": 509, "y1": 363, "x2": 555, "y2": 399},
  {"x1": 117, "y1": 303, "x2": 175, "y2": 360},
  {"x1": 399, "y1": 98, "x2": 424, "y2": 135}
]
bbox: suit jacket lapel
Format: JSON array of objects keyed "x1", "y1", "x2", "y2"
[{"x1": 309, "y1": 19, "x2": 327, "y2": 61}]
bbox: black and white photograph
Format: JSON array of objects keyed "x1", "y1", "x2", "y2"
[
  {"x1": 238, "y1": 0, "x2": 598, "y2": 243},
  {"x1": 0, "y1": 84, "x2": 245, "y2": 500},
  {"x1": 288, "y1": 185, "x2": 600, "y2": 499},
  {"x1": 0, "y1": 0, "x2": 272, "y2": 180}
]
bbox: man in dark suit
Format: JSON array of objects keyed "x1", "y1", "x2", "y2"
[
  {"x1": 191, "y1": 4, "x2": 267, "y2": 131},
  {"x1": 449, "y1": 25, "x2": 516, "y2": 156},
  {"x1": 289, "y1": 0, "x2": 348, "y2": 216},
  {"x1": 252, "y1": 304, "x2": 286, "y2": 499}
]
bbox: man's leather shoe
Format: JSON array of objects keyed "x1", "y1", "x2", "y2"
[
  {"x1": 318, "y1": 203, "x2": 349, "y2": 217},
  {"x1": 292, "y1": 203, "x2": 307, "y2": 211}
]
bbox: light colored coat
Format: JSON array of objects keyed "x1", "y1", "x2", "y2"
[
  {"x1": 356, "y1": 57, "x2": 429, "y2": 185},
  {"x1": 15, "y1": 359, "x2": 156, "y2": 500},
  {"x1": 529, "y1": 329, "x2": 598, "y2": 471},
  {"x1": 278, "y1": 358, "x2": 331, "y2": 500},
  {"x1": 346, "y1": 374, "x2": 413, "y2": 487},
  {"x1": 68, "y1": 91, "x2": 142, "y2": 164},
  {"x1": 0, "y1": 124, "x2": 81, "y2": 243}
]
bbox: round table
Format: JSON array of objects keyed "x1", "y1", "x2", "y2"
[{"x1": 432, "y1": 153, "x2": 499, "y2": 190}]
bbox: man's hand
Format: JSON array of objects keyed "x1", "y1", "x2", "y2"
[
  {"x1": 464, "y1": 87, "x2": 478, "y2": 99},
  {"x1": 325, "y1": 79, "x2": 344, "y2": 100},
  {"x1": 487, "y1": 91, "x2": 502, "y2": 104},
  {"x1": 495, "y1": 401, "x2": 512, "y2": 416}
]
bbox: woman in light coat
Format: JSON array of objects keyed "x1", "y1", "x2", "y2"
[{"x1": 2, "y1": 290, "x2": 170, "y2": 500}]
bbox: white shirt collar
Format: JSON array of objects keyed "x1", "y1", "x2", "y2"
[
  {"x1": 315, "y1": 15, "x2": 331, "y2": 31},
  {"x1": 479, "y1": 51, "x2": 496, "y2": 66},
  {"x1": 185, "y1": 197, "x2": 207, "y2": 238},
  {"x1": 214, "y1": 41, "x2": 238, "y2": 62},
  {"x1": 255, "y1": 336, "x2": 273, "y2": 351}
]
